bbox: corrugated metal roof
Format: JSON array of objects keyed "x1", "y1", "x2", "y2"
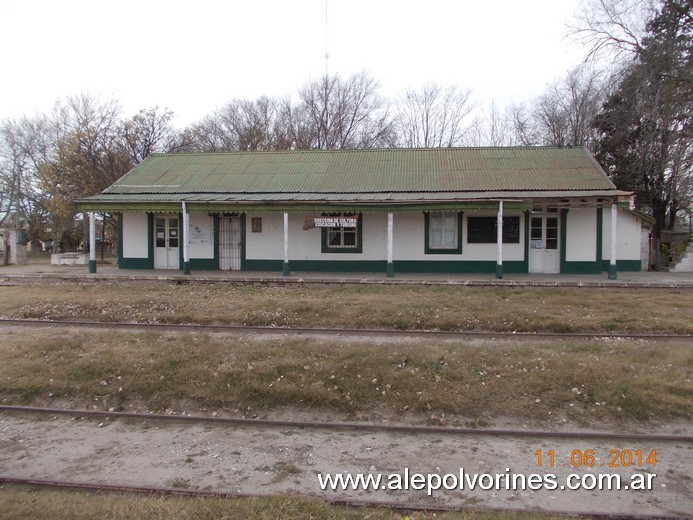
[
  {"x1": 82, "y1": 190, "x2": 630, "y2": 204},
  {"x1": 98, "y1": 147, "x2": 618, "y2": 197}
]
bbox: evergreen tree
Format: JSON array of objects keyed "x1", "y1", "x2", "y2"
[{"x1": 594, "y1": 0, "x2": 692, "y2": 242}]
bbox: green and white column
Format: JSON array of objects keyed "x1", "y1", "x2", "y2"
[
  {"x1": 386, "y1": 211, "x2": 394, "y2": 277},
  {"x1": 282, "y1": 212, "x2": 290, "y2": 276},
  {"x1": 88, "y1": 212, "x2": 97, "y2": 274},
  {"x1": 182, "y1": 202, "x2": 190, "y2": 274},
  {"x1": 496, "y1": 200, "x2": 503, "y2": 279},
  {"x1": 608, "y1": 202, "x2": 617, "y2": 280}
]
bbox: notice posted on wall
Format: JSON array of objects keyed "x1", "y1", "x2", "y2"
[{"x1": 188, "y1": 225, "x2": 211, "y2": 245}]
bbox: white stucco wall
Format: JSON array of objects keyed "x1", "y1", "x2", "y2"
[
  {"x1": 602, "y1": 208, "x2": 642, "y2": 262},
  {"x1": 120, "y1": 207, "x2": 646, "y2": 269},
  {"x1": 640, "y1": 228, "x2": 651, "y2": 270},
  {"x1": 461, "y1": 211, "x2": 525, "y2": 262},
  {"x1": 245, "y1": 212, "x2": 390, "y2": 261},
  {"x1": 122, "y1": 212, "x2": 148, "y2": 258},
  {"x1": 244, "y1": 210, "x2": 525, "y2": 262},
  {"x1": 188, "y1": 213, "x2": 214, "y2": 260},
  {"x1": 565, "y1": 208, "x2": 597, "y2": 262}
]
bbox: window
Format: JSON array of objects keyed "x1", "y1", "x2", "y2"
[
  {"x1": 155, "y1": 218, "x2": 166, "y2": 247},
  {"x1": 251, "y1": 217, "x2": 262, "y2": 233},
  {"x1": 155, "y1": 217, "x2": 178, "y2": 247},
  {"x1": 321, "y1": 213, "x2": 362, "y2": 253},
  {"x1": 467, "y1": 216, "x2": 520, "y2": 244},
  {"x1": 328, "y1": 226, "x2": 357, "y2": 247},
  {"x1": 425, "y1": 211, "x2": 462, "y2": 254}
]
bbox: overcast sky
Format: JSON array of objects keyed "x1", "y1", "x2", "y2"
[{"x1": 0, "y1": 0, "x2": 587, "y2": 127}]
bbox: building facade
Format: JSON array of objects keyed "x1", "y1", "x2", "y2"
[{"x1": 77, "y1": 147, "x2": 651, "y2": 278}]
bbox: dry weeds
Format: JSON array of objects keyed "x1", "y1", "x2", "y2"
[
  {"x1": 0, "y1": 490, "x2": 579, "y2": 520},
  {"x1": 0, "y1": 280, "x2": 691, "y2": 334},
  {"x1": 1, "y1": 328, "x2": 690, "y2": 424}
]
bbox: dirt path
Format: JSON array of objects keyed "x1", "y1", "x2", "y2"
[{"x1": 1, "y1": 413, "x2": 690, "y2": 517}]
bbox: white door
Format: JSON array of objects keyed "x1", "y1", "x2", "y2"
[
  {"x1": 153, "y1": 216, "x2": 180, "y2": 269},
  {"x1": 529, "y1": 215, "x2": 560, "y2": 273},
  {"x1": 219, "y1": 217, "x2": 241, "y2": 270}
]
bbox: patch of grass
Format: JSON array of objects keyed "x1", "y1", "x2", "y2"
[
  {"x1": 0, "y1": 281, "x2": 691, "y2": 334},
  {"x1": 0, "y1": 489, "x2": 581, "y2": 520},
  {"x1": 1, "y1": 329, "x2": 690, "y2": 424}
]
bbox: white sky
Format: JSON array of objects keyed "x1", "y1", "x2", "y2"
[{"x1": 0, "y1": 0, "x2": 587, "y2": 127}]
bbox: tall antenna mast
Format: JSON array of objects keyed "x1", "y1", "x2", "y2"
[{"x1": 324, "y1": 0, "x2": 329, "y2": 77}]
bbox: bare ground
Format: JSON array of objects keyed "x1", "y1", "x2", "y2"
[{"x1": 1, "y1": 411, "x2": 691, "y2": 517}]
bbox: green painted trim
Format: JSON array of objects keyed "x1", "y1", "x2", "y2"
[
  {"x1": 213, "y1": 214, "x2": 220, "y2": 268},
  {"x1": 601, "y1": 259, "x2": 641, "y2": 272},
  {"x1": 119, "y1": 257, "x2": 155, "y2": 269},
  {"x1": 89, "y1": 260, "x2": 97, "y2": 273},
  {"x1": 608, "y1": 264, "x2": 617, "y2": 279},
  {"x1": 243, "y1": 259, "x2": 284, "y2": 271},
  {"x1": 117, "y1": 212, "x2": 154, "y2": 269},
  {"x1": 117, "y1": 212, "x2": 124, "y2": 266},
  {"x1": 522, "y1": 210, "x2": 530, "y2": 273},
  {"x1": 82, "y1": 203, "x2": 183, "y2": 212},
  {"x1": 189, "y1": 258, "x2": 217, "y2": 270},
  {"x1": 596, "y1": 207, "x2": 603, "y2": 264},
  {"x1": 140, "y1": 257, "x2": 532, "y2": 274},
  {"x1": 177, "y1": 213, "x2": 184, "y2": 271},
  {"x1": 424, "y1": 211, "x2": 463, "y2": 254},
  {"x1": 282, "y1": 261, "x2": 290, "y2": 276},
  {"x1": 321, "y1": 212, "x2": 363, "y2": 254},
  {"x1": 147, "y1": 213, "x2": 154, "y2": 265},
  {"x1": 560, "y1": 208, "x2": 568, "y2": 274},
  {"x1": 562, "y1": 261, "x2": 602, "y2": 274},
  {"x1": 495, "y1": 263, "x2": 503, "y2": 279},
  {"x1": 80, "y1": 201, "x2": 534, "y2": 213},
  {"x1": 245, "y1": 259, "x2": 386, "y2": 273},
  {"x1": 396, "y1": 260, "x2": 528, "y2": 274},
  {"x1": 386, "y1": 262, "x2": 395, "y2": 277},
  {"x1": 240, "y1": 213, "x2": 247, "y2": 270},
  {"x1": 624, "y1": 207, "x2": 655, "y2": 224},
  {"x1": 183, "y1": 261, "x2": 190, "y2": 275}
]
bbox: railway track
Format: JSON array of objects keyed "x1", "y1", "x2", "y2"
[
  {"x1": 1, "y1": 318, "x2": 692, "y2": 342},
  {"x1": 0, "y1": 476, "x2": 685, "y2": 520},
  {"x1": 1, "y1": 406, "x2": 690, "y2": 519},
  {"x1": 2, "y1": 404, "x2": 691, "y2": 441}
]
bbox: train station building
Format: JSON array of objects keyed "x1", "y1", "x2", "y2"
[{"x1": 76, "y1": 146, "x2": 652, "y2": 279}]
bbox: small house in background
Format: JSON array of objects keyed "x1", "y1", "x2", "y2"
[
  {"x1": 76, "y1": 146, "x2": 651, "y2": 278},
  {"x1": 0, "y1": 228, "x2": 28, "y2": 266}
]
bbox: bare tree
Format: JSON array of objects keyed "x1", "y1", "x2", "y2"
[
  {"x1": 121, "y1": 107, "x2": 191, "y2": 163},
  {"x1": 275, "y1": 98, "x2": 315, "y2": 150},
  {"x1": 570, "y1": 0, "x2": 655, "y2": 61},
  {"x1": 394, "y1": 83, "x2": 475, "y2": 148},
  {"x1": 0, "y1": 115, "x2": 56, "y2": 237},
  {"x1": 593, "y1": 0, "x2": 692, "y2": 244},
  {"x1": 298, "y1": 71, "x2": 394, "y2": 149},
  {"x1": 189, "y1": 96, "x2": 290, "y2": 152},
  {"x1": 468, "y1": 100, "x2": 513, "y2": 147},
  {"x1": 507, "y1": 103, "x2": 539, "y2": 146},
  {"x1": 34, "y1": 94, "x2": 131, "y2": 251},
  {"x1": 509, "y1": 65, "x2": 606, "y2": 149}
]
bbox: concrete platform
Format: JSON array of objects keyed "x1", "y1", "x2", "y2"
[{"x1": 2, "y1": 262, "x2": 693, "y2": 288}]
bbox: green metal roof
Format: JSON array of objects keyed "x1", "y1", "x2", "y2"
[{"x1": 78, "y1": 147, "x2": 629, "y2": 210}]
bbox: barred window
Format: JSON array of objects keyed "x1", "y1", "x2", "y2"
[{"x1": 467, "y1": 216, "x2": 520, "y2": 243}]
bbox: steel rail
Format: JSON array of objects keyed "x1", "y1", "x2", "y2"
[
  {"x1": 2, "y1": 271, "x2": 693, "y2": 290},
  {"x1": 0, "y1": 476, "x2": 686, "y2": 520},
  {"x1": 1, "y1": 405, "x2": 690, "y2": 442},
  {"x1": 1, "y1": 318, "x2": 691, "y2": 342}
]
